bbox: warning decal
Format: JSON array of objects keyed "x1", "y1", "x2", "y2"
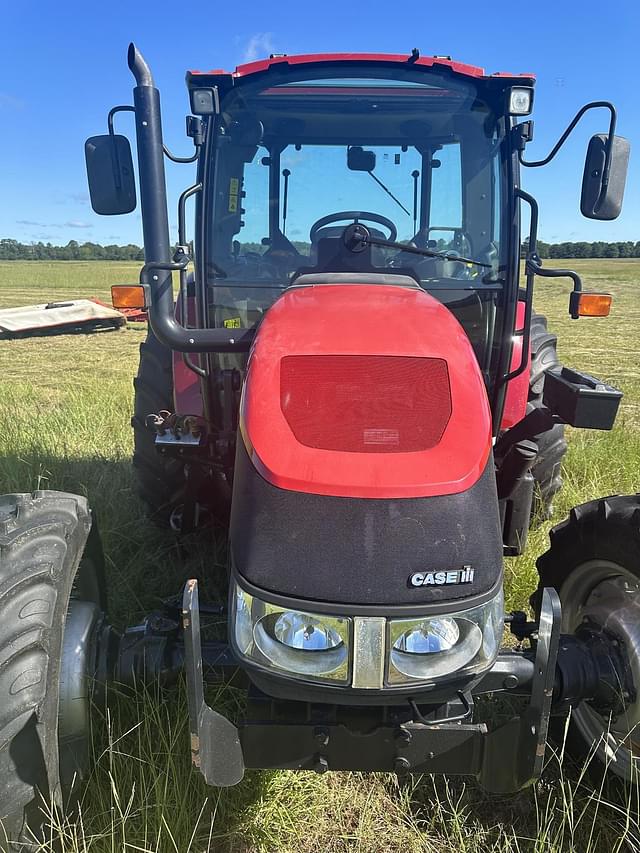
[{"x1": 228, "y1": 178, "x2": 239, "y2": 212}]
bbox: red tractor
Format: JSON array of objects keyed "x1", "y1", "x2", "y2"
[{"x1": 0, "y1": 44, "x2": 634, "y2": 847}]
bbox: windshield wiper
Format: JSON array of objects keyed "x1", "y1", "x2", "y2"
[
  {"x1": 365, "y1": 171, "x2": 411, "y2": 217},
  {"x1": 344, "y1": 223, "x2": 492, "y2": 269}
]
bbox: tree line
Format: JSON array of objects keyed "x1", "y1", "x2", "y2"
[
  {"x1": 0, "y1": 239, "x2": 144, "y2": 261},
  {"x1": 2, "y1": 237, "x2": 640, "y2": 261},
  {"x1": 527, "y1": 240, "x2": 640, "y2": 259}
]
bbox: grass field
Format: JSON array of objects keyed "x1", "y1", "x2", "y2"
[{"x1": 1, "y1": 259, "x2": 640, "y2": 852}]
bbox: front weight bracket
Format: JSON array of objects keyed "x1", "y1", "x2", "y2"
[{"x1": 182, "y1": 579, "x2": 244, "y2": 786}]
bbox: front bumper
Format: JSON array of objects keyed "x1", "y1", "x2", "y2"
[{"x1": 182, "y1": 579, "x2": 562, "y2": 794}]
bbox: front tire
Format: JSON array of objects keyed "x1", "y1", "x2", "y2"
[
  {"x1": 536, "y1": 495, "x2": 640, "y2": 782},
  {"x1": 0, "y1": 492, "x2": 105, "y2": 850}
]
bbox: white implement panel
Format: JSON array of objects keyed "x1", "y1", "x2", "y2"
[{"x1": 0, "y1": 299, "x2": 126, "y2": 337}]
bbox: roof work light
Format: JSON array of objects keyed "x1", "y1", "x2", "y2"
[{"x1": 508, "y1": 87, "x2": 534, "y2": 115}]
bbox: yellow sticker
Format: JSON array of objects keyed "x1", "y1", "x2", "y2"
[
  {"x1": 223, "y1": 317, "x2": 242, "y2": 329},
  {"x1": 228, "y1": 177, "x2": 239, "y2": 212}
]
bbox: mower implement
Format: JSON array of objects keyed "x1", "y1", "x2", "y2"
[
  {"x1": 0, "y1": 42, "x2": 634, "y2": 849},
  {"x1": 0, "y1": 299, "x2": 126, "y2": 338}
]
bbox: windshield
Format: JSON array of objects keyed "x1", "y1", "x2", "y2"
[{"x1": 203, "y1": 69, "x2": 510, "y2": 379}]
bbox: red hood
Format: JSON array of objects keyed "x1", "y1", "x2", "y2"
[{"x1": 240, "y1": 283, "x2": 492, "y2": 500}]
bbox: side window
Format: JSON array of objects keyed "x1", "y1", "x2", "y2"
[
  {"x1": 236, "y1": 149, "x2": 270, "y2": 254},
  {"x1": 429, "y1": 143, "x2": 462, "y2": 252}
]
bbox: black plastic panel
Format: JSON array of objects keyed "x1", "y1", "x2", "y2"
[
  {"x1": 543, "y1": 366, "x2": 622, "y2": 430},
  {"x1": 230, "y1": 439, "x2": 503, "y2": 607}
]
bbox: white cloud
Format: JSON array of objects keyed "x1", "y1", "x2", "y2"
[
  {"x1": 17, "y1": 219, "x2": 92, "y2": 230},
  {"x1": 53, "y1": 191, "x2": 90, "y2": 206},
  {"x1": 0, "y1": 92, "x2": 25, "y2": 110},
  {"x1": 242, "y1": 32, "x2": 275, "y2": 63}
]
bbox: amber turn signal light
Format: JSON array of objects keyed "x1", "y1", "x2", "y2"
[
  {"x1": 111, "y1": 284, "x2": 147, "y2": 310},
  {"x1": 569, "y1": 291, "x2": 612, "y2": 319}
]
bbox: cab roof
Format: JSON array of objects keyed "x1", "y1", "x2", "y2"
[{"x1": 187, "y1": 52, "x2": 535, "y2": 89}]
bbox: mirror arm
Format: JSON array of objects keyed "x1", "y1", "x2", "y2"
[
  {"x1": 162, "y1": 143, "x2": 200, "y2": 164},
  {"x1": 107, "y1": 105, "x2": 136, "y2": 136},
  {"x1": 526, "y1": 257, "x2": 582, "y2": 292},
  {"x1": 106, "y1": 106, "x2": 136, "y2": 190},
  {"x1": 526, "y1": 258, "x2": 583, "y2": 321},
  {"x1": 519, "y1": 101, "x2": 616, "y2": 185}
]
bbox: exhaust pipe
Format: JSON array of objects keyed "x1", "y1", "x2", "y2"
[
  {"x1": 127, "y1": 43, "x2": 251, "y2": 353},
  {"x1": 128, "y1": 43, "x2": 154, "y2": 87}
]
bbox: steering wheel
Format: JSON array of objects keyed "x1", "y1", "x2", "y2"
[{"x1": 309, "y1": 211, "x2": 397, "y2": 243}]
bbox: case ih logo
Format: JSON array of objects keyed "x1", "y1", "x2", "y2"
[{"x1": 409, "y1": 566, "x2": 475, "y2": 587}]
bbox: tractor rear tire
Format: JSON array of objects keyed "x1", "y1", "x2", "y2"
[
  {"x1": 132, "y1": 331, "x2": 186, "y2": 525},
  {"x1": 0, "y1": 492, "x2": 105, "y2": 851},
  {"x1": 536, "y1": 495, "x2": 640, "y2": 783},
  {"x1": 529, "y1": 313, "x2": 568, "y2": 519}
]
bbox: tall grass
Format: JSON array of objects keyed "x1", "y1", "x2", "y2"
[
  {"x1": 1, "y1": 260, "x2": 640, "y2": 851},
  {"x1": 23, "y1": 695, "x2": 640, "y2": 851}
]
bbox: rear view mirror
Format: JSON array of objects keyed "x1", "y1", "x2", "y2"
[
  {"x1": 348, "y1": 146, "x2": 376, "y2": 172},
  {"x1": 580, "y1": 134, "x2": 629, "y2": 220},
  {"x1": 85, "y1": 134, "x2": 137, "y2": 215}
]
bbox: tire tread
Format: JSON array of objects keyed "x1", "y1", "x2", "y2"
[
  {"x1": 132, "y1": 332, "x2": 185, "y2": 523},
  {"x1": 0, "y1": 492, "x2": 90, "y2": 850}
]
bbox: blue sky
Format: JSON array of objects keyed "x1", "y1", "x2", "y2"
[{"x1": 0, "y1": 0, "x2": 637, "y2": 246}]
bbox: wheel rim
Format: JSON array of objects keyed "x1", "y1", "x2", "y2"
[
  {"x1": 559, "y1": 559, "x2": 640, "y2": 780},
  {"x1": 58, "y1": 554, "x2": 105, "y2": 792}
]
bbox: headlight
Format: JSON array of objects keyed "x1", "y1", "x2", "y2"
[
  {"x1": 387, "y1": 590, "x2": 504, "y2": 686},
  {"x1": 392, "y1": 617, "x2": 460, "y2": 654},
  {"x1": 232, "y1": 581, "x2": 503, "y2": 690},
  {"x1": 232, "y1": 586, "x2": 351, "y2": 684},
  {"x1": 271, "y1": 611, "x2": 343, "y2": 650}
]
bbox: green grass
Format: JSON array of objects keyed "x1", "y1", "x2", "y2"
[{"x1": 1, "y1": 259, "x2": 640, "y2": 851}]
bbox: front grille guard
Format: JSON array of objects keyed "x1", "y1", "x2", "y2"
[{"x1": 182, "y1": 580, "x2": 561, "y2": 793}]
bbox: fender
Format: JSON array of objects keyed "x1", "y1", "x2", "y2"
[{"x1": 500, "y1": 301, "x2": 531, "y2": 431}]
